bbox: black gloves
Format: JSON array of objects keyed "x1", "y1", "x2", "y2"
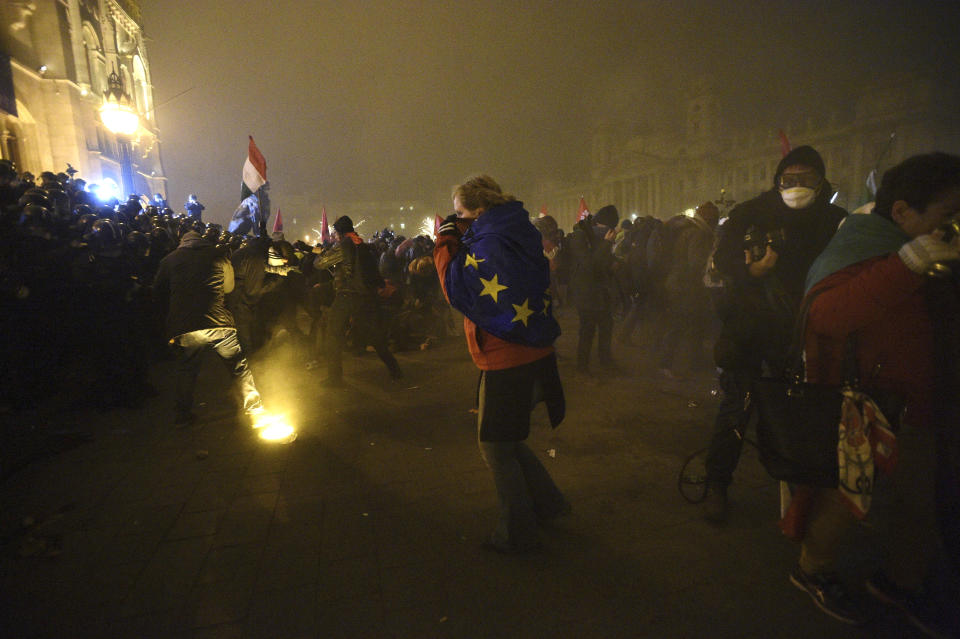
[{"x1": 437, "y1": 213, "x2": 462, "y2": 238}]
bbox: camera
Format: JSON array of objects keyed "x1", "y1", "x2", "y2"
[
  {"x1": 925, "y1": 217, "x2": 960, "y2": 279},
  {"x1": 744, "y1": 226, "x2": 787, "y2": 262}
]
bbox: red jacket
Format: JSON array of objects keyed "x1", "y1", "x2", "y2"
[
  {"x1": 434, "y1": 233, "x2": 553, "y2": 371},
  {"x1": 805, "y1": 254, "x2": 933, "y2": 427}
]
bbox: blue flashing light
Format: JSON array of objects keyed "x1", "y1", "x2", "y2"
[{"x1": 90, "y1": 178, "x2": 121, "y2": 203}]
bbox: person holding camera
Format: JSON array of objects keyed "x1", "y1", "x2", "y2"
[
  {"x1": 434, "y1": 175, "x2": 568, "y2": 554},
  {"x1": 787, "y1": 153, "x2": 960, "y2": 633},
  {"x1": 702, "y1": 145, "x2": 847, "y2": 522}
]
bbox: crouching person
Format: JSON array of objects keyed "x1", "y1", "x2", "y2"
[{"x1": 435, "y1": 175, "x2": 569, "y2": 554}]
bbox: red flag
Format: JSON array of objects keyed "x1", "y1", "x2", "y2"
[
  {"x1": 272, "y1": 209, "x2": 283, "y2": 234},
  {"x1": 577, "y1": 196, "x2": 590, "y2": 222},
  {"x1": 538, "y1": 205, "x2": 548, "y2": 218},
  {"x1": 778, "y1": 129, "x2": 792, "y2": 158},
  {"x1": 433, "y1": 214, "x2": 443, "y2": 237},
  {"x1": 320, "y1": 205, "x2": 330, "y2": 244}
]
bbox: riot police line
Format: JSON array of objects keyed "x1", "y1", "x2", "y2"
[{"x1": 0, "y1": 160, "x2": 456, "y2": 414}]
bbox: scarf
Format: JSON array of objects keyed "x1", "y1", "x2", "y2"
[{"x1": 805, "y1": 213, "x2": 909, "y2": 293}]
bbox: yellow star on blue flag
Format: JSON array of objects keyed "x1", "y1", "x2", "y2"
[
  {"x1": 464, "y1": 253, "x2": 485, "y2": 269},
  {"x1": 511, "y1": 298, "x2": 535, "y2": 326},
  {"x1": 479, "y1": 273, "x2": 508, "y2": 303}
]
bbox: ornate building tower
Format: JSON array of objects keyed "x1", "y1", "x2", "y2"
[{"x1": 0, "y1": 0, "x2": 165, "y2": 197}]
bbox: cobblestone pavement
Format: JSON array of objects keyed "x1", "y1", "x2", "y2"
[{"x1": 0, "y1": 315, "x2": 929, "y2": 638}]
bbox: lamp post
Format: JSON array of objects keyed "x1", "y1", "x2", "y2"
[{"x1": 99, "y1": 67, "x2": 139, "y2": 198}]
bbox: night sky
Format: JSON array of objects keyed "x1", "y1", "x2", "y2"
[{"x1": 141, "y1": 0, "x2": 960, "y2": 227}]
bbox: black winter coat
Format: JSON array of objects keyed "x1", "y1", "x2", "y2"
[
  {"x1": 712, "y1": 188, "x2": 846, "y2": 372},
  {"x1": 230, "y1": 239, "x2": 285, "y2": 307},
  {"x1": 562, "y1": 220, "x2": 617, "y2": 311},
  {"x1": 153, "y1": 235, "x2": 235, "y2": 338}
]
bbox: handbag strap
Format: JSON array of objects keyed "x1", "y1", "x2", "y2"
[{"x1": 784, "y1": 286, "x2": 859, "y2": 386}]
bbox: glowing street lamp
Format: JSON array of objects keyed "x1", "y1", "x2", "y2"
[{"x1": 99, "y1": 67, "x2": 139, "y2": 197}]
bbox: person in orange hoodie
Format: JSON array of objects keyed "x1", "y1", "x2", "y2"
[{"x1": 434, "y1": 174, "x2": 568, "y2": 553}]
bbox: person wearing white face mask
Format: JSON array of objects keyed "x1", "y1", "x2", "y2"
[{"x1": 701, "y1": 145, "x2": 848, "y2": 524}]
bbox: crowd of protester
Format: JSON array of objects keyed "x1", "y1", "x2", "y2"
[
  {"x1": 0, "y1": 160, "x2": 457, "y2": 414},
  {"x1": 2, "y1": 147, "x2": 959, "y2": 636}
]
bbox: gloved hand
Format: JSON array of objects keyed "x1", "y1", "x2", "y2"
[
  {"x1": 437, "y1": 214, "x2": 462, "y2": 238},
  {"x1": 898, "y1": 234, "x2": 960, "y2": 274}
]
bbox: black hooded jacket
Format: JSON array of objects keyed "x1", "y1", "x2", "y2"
[
  {"x1": 712, "y1": 146, "x2": 847, "y2": 370},
  {"x1": 714, "y1": 146, "x2": 847, "y2": 303},
  {"x1": 153, "y1": 232, "x2": 235, "y2": 338}
]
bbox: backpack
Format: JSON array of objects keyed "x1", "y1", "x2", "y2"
[
  {"x1": 356, "y1": 242, "x2": 385, "y2": 290},
  {"x1": 646, "y1": 214, "x2": 693, "y2": 281}
]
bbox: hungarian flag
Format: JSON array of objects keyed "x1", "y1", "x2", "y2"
[
  {"x1": 576, "y1": 196, "x2": 590, "y2": 222},
  {"x1": 320, "y1": 205, "x2": 330, "y2": 244},
  {"x1": 433, "y1": 214, "x2": 443, "y2": 237},
  {"x1": 272, "y1": 209, "x2": 283, "y2": 234},
  {"x1": 538, "y1": 205, "x2": 548, "y2": 218},
  {"x1": 227, "y1": 136, "x2": 270, "y2": 237},
  {"x1": 778, "y1": 129, "x2": 792, "y2": 158},
  {"x1": 241, "y1": 135, "x2": 267, "y2": 200}
]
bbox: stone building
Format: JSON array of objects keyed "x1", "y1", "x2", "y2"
[
  {"x1": 535, "y1": 74, "x2": 960, "y2": 231},
  {"x1": 0, "y1": 0, "x2": 165, "y2": 197}
]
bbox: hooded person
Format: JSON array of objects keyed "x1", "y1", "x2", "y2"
[
  {"x1": 701, "y1": 145, "x2": 847, "y2": 523},
  {"x1": 152, "y1": 230, "x2": 264, "y2": 426}
]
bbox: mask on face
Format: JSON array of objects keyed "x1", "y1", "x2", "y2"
[{"x1": 780, "y1": 187, "x2": 817, "y2": 209}]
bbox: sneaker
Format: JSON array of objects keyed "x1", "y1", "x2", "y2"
[
  {"x1": 790, "y1": 566, "x2": 869, "y2": 626},
  {"x1": 866, "y1": 573, "x2": 951, "y2": 639},
  {"x1": 702, "y1": 483, "x2": 728, "y2": 523}
]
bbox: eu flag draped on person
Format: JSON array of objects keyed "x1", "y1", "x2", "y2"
[
  {"x1": 443, "y1": 200, "x2": 559, "y2": 348},
  {"x1": 228, "y1": 136, "x2": 270, "y2": 237}
]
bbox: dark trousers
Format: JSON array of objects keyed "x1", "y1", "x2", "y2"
[
  {"x1": 658, "y1": 307, "x2": 714, "y2": 375},
  {"x1": 174, "y1": 328, "x2": 261, "y2": 416},
  {"x1": 576, "y1": 307, "x2": 613, "y2": 370},
  {"x1": 325, "y1": 293, "x2": 401, "y2": 381},
  {"x1": 705, "y1": 368, "x2": 754, "y2": 488},
  {"x1": 477, "y1": 369, "x2": 567, "y2": 548}
]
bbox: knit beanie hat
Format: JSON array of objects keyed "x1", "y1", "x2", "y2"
[
  {"x1": 333, "y1": 215, "x2": 354, "y2": 235},
  {"x1": 594, "y1": 204, "x2": 619, "y2": 229}
]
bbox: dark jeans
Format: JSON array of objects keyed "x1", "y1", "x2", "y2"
[
  {"x1": 174, "y1": 328, "x2": 261, "y2": 417},
  {"x1": 705, "y1": 368, "x2": 754, "y2": 489},
  {"x1": 325, "y1": 293, "x2": 401, "y2": 381},
  {"x1": 576, "y1": 307, "x2": 613, "y2": 370}
]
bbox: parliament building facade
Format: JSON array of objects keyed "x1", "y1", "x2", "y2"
[
  {"x1": 0, "y1": 0, "x2": 165, "y2": 195},
  {"x1": 535, "y1": 75, "x2": 960, "y2": 230}
]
